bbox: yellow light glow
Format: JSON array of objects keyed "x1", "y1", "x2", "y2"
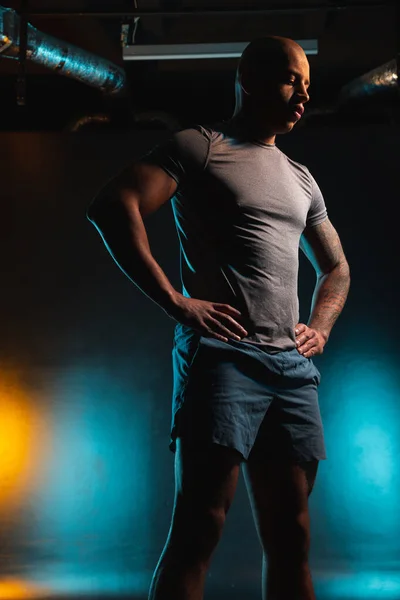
[
  {"x1": 0, "y1": 577, "x2": 51, "y2": 599},
  {"x1": 0, "y1": 369, "x2": 50, "y2": 507}
]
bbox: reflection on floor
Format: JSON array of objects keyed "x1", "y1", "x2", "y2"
[{"x1": 2, "y1": 570, "x2": 400, "y2": 600}]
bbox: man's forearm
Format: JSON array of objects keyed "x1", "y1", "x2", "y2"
[
  {"x1": 307, "y1": 261, "x2": 350, "y2": 341},
  {"x1": 88, "y1": 194, "x2": 180, "y2": 316}
]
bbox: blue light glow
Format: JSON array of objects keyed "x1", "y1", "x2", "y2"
[
  {"x1": 315, "y1": 570, "x2": 400, "y2": 599},
  {"x1": 354, "y1": 425, "x2": 393, "y2": 490},
  {"x1": 28, "y1": 567, "x2": 150, "y2": 597},
  {"x1": 317, "y1": 346, "x2": 400, "y2": 565},
  {"x1": 27, "y1": 365, "x2": 155, "y2": 596}
]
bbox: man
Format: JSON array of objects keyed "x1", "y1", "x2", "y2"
[{"x1": 87, "y1": 36, "x2": 350, "y2": 600}]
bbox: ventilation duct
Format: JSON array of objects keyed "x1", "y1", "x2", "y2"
[
  {"x1": 0, "y1": 6, "x2": 126, "y2": 94},
  {"x1": 302, "y1": 57, "x2": 399, "y2": 127},
  {"x1": 338, "y1": 57, "x2": 399, "y2": 105},
  {"x1": 66, "y1": 110, "x2": 182, "y2": 133}
]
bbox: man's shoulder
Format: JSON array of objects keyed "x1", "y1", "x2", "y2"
[
  {"x1": 175, "y1": 122, "x2": 224, "y2": 143},
  {"x1": 164, "y1": 123, "x2": 227, "y2": 166},
  {"x1": 277, "y1": 146, "x2": 311, "y2": 177}
]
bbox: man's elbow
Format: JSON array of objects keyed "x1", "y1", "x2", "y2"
[
  {"x1": 339, "y1": 256, "x2": 350, "y2": 279},
  {"x1": 319, "y1": 257, "x2": 350, "y2": 280},
  {"x1": 86, "y1": 200, "x2": 97, "y2": 223},
  {"x1": 86, "y1": 183, "x2": 117, "y2": 225},
  {"x1": 86, "y1": 200, "x2": 105, "y2": 224},
  {"x1": 330, "y1": 259, "x2": 351, "y2": 283}
]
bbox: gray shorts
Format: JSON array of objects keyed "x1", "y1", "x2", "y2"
[{"x1": 170, "y1": 324, "x2": 327, "y2": 463}]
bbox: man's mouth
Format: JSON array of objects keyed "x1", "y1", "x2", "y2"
[{"x1": 290, "y1": 105, "x2": 304, "y2": 121}]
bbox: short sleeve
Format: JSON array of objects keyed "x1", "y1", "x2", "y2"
[
  {"x1": 306, "y1": 169, "x2": 328, "y2": 228},
  {"x1": 138, "y1": 127, "x2": 211, "y2": 187}
]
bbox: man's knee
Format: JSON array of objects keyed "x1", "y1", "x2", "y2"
[
  {"x1": 196, "y1": 505, "x2": 226, "y2": 551},
  {"x1": 264, "y1": 510, "x2": 311, "y2": 565},
  {"x1": 169, "y1": 503, "x2": 226, "y2": 562}
]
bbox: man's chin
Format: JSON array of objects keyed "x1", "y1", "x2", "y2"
[{"x1": 276, "y1": 121, "x2": 296, "y2": 135}]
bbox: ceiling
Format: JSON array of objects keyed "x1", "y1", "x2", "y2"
[{"x1": 0, "y1": 0, "x2": 398, "y2": 130}]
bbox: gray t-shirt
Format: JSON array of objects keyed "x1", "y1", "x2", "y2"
[{"x1": 142, "y1": 123, "x2": 328, "y2": 353}]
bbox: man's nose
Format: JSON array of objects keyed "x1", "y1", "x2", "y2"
[
  {"x1": 299, "y1": 85, "x2": 310, "y2": 104},
  {"x1": 295, "y1": 87, "x2": 309, "y2": 104}
]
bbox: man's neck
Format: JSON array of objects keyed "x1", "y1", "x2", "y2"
[{"x1": 229, "y1": 110, "x2": 276, "y2": 146}]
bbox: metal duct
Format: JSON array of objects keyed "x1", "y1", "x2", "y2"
[
  {"x1": 68, "y1": 113, "x2": 112, "y2": 132},
  {"x1": 0, "y1": 6, "x2": 126, "y2": 94},
  {"x1": 338, "y1": 58, "x2": 399, "y2": 105},
  {"x1": 66, "y1": 110, "x2": 182, "y2": 133}
]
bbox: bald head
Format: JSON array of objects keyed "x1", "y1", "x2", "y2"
[
  {"x1": 233, "y1": 36, "x2": 310, "y2": 138},
  {"x1": 238, "y1": 36, "x2": 308, "y2": 85}
]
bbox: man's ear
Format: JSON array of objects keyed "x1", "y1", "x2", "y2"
[{"x1": 238, "y1": 67, "x2": 251, "y2": 96}]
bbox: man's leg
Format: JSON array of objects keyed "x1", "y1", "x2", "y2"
[
  {"x1": 149, "y1": 437, "x2": 242, "y2": 600},
  {"x1": 243, "y1": 456, "x2": 319, "y2": 600}
]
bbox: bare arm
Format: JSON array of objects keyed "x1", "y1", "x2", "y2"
[
  {"x1": 87, "y1": 161, "x2": 181, "y2": 313},
  {"x1": 297, "y1": 217, "x2": 350, "y2": 352},
  {"x1": 87, "y1": 161, "x2": 248, "y2": 341}
]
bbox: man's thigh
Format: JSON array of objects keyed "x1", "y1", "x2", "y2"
[
  {"x1": 173, "y1": 437, "x2": 243, "y2": 515},
  {"x1": 242, "y1": 455, "x2": 319, "y2": 552}
]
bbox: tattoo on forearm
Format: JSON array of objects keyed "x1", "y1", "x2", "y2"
[
  {"x1": 302, "y1": 218, "x2": 350, "y2": 338},
  {"x1": 309, "y1": 263, "x2": 350, "y2": 336}
]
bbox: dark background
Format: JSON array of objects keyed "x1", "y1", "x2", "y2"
[
  {"x1": 0, "y1": 0, "x2": 399, "y2": 131},
  {"x1": 0, "y1": 1, "x2": 400, "y2": 599},
  {"x1": 1, "y1": 125, "x2": 399, "y2": 599}
]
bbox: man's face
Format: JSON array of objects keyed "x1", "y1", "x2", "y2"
[{"x1": 245, "y1": 47, "x2": 311, "y2": 134}]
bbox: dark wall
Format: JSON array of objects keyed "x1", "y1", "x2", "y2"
[{"x1": 1, "y1": 125, "x2": 399, "y2": 599}]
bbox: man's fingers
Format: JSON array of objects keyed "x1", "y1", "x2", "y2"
[
  {"x1": 215, "y1": 312, "x2": 248, "y2": 338},
  {"x1": 296, "y1": 329, "x2": 316, "y2": 347},
  {"x1": 303, "y1": 344, "x2": 323, "y2": 358},
  {"x1": 297, "y1": 337, "x2": 322, "y2": 356},
  {"x1": 303, "y1": 348, "x2": 315, "y2": 358},
  {"x1": 206, "y1": 317, "x2": 243, "y2": 341},
  {"x1": 295, "y1": 323, "x2": 307, "y2": 335},
  {"x1": 214, "y1": 304, "x2": 243, "y2": 318},
  {"x1": 209, "y1": 333, "x2": 229, "y2": 343},
  {"x1": 295, "y1": 325, "x2": 325, "y2": 357},
  {"x1": 298, "y1": 341, "x2": 315, "y2": 354}
]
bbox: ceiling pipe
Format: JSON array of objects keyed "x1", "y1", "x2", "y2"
[
  {"x1": 0, "y1": 6, "x2": 126, "y2": 95},
  {"x1": 66, "y1": 109, "x2": 182, "y2": 133},
  {"x1": 301, "y1": 57, "x2": 399, "y2": 126},
  {"x1": 338, "y1": 57, "x2": 399, "y2": 105}
]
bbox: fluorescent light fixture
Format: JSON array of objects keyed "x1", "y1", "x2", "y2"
[{"x1": 123, "y1": 39, "x2": 318, "y2": 60}]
